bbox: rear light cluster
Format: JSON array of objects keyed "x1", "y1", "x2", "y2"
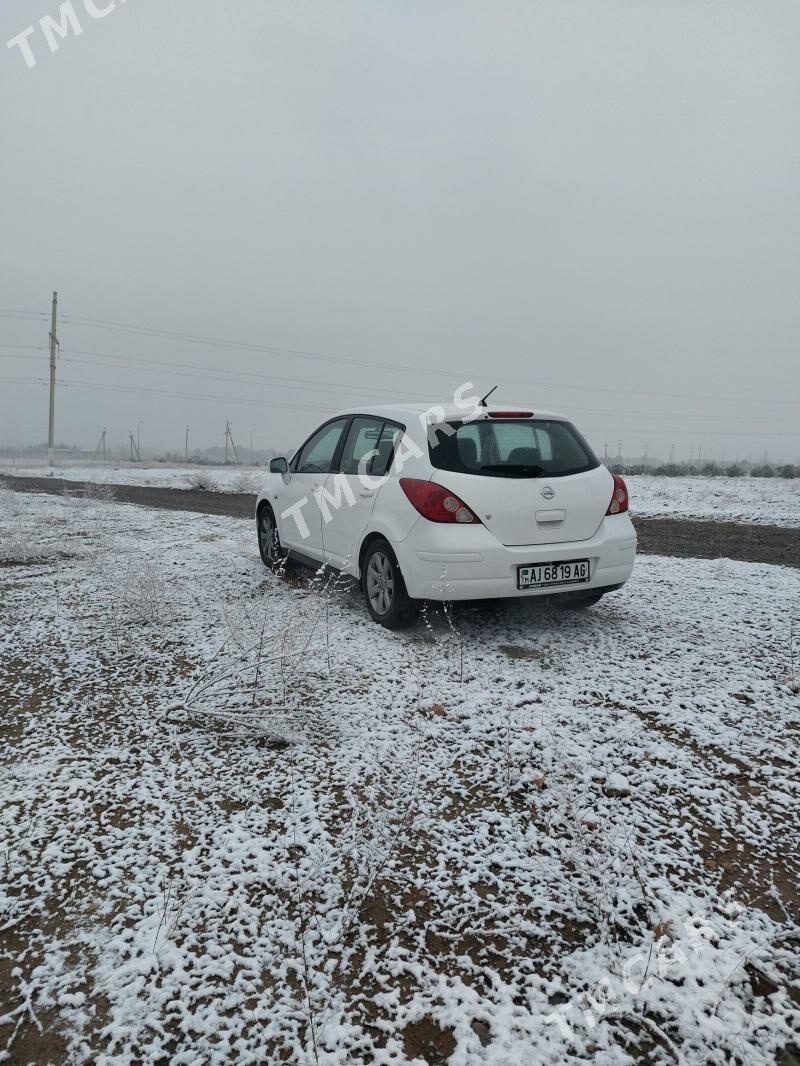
[
  {"x1": 487, "y1": 411, "x2": 533, "y2": 419},
  {"x1": 400, "y1": 478, "x2": 481, "y2": 524},
  {"x1": 606, "y1": 474, "x2": 629, "y2": 515}
]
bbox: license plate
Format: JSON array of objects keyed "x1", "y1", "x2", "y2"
[{"x1": 517, "y1": 559, "x2": 590, "y2": 590}]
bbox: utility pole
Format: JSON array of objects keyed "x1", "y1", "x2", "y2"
[
  {"x1": 129, "y1": 431, "x2": 140, "y2": 462},
  {"x1": 224, "y1": 420, "x2": 240, "y2": 465},
  {"x1": 94, "y1": 427, "x2": 107, "y2": 461},
  {"x1": 603, "y1": 440, "x2": 608, "y2": 463},
  {"x1": 644, "y1": 441, "x2": 648, "y2": 465},
  {"x1": 185, "y1": 425, "x2": 189, "y2": 461},
  {"x1": 669, "y1": 443, "x2": 675, "y2": 463},
  {"x1": 47, "y1": 290, "x2": 58, "y2": 464},
  {"x1": 137, "y1": 420, "x2": 143, "y2": 461}
]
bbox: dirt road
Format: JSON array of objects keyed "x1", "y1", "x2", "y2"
[{"x1": 4, "y1": 474, "x2": 799, "y2": 568}]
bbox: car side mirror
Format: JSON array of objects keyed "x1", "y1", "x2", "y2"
[{"x1": 270, "y1": 456, "x2": 288, "y2": 474}]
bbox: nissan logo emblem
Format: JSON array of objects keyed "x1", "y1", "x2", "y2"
[{"x1": 540, "y1": 485, "x2": 555, "y2": 500}]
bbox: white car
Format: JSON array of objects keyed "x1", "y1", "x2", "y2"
[{"x1": 256, "y1": 403, "x2": 636, "y2": 628}]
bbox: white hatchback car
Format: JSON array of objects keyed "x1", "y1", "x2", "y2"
[{"x1": 256, "y1": 403, "x2": 636, "y2": 627}]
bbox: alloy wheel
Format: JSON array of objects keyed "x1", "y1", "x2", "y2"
[
  {"x1": 366, "y1": 551, "x2": 394, "y2": 615},
  {"x1": 259, "y1": 511, "x2": 279, "y2": 564}
]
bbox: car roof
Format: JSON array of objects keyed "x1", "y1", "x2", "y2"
[{"x1": 331, "y1": 403, "x2": 570, "y2": 423}]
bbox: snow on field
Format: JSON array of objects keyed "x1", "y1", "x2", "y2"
[
  {"x1": 0, "y1": 461, "x2": 266, "y2": 494},
  {"x1": 1, "y1": 487, "x2": 799, "y2": 1064},
  {"x1": 4, "y1": 462, "x2": 800, "y2": 527},
  {"x1": 627, "y1": 474, "x2": 800, "y2": 527}
]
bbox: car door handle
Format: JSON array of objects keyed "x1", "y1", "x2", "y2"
[{"x1": 359, "y1": 489, "x2": 375, "y2": 498}]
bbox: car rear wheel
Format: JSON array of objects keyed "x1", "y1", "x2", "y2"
[
  {"x1": 257, "y1": 506, "x2": 284, "y2": 569},
  {"x1": 362, "y1": 539, "x2": 416, "y2": 629}
]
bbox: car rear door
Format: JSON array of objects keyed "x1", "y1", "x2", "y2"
[
  {"x1": 432, "y1": 466, "x2": 614, "y2": 545},
  {"x1": 321, "y1": 417, "x2": 402, "y2": 570},
  {"x1": 428, "y1": 418, "x2": 614, "y2": 546}
]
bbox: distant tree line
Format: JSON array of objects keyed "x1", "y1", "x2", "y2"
[
  {"x1": 158, "y1": 445, "x2": 278, "y2": 466},
  {"x1": 609, "y1": 460, "x2": 800, "y2": 479}
]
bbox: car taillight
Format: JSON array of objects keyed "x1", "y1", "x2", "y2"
[
  {"x1": 606, "y1": 474, "x2": 629, "y2": 515},
  {"x1": 400, "y1": 478, "x2": 481, "y2": 524},
  {"x1": 487, "y1": 411, "x2": 533, "y2": 418}
]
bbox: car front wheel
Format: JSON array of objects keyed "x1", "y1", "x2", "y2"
[
  {"x1": 257, "y1": 506, "x2": 284, "y2": 569},
  {"x1": 362, "y1": 539, "x2": 416, "y2": 629}
]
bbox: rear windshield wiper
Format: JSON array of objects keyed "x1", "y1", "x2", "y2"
[{"x1": 480, "y1": 464, "x2": 545, "y2": 476}]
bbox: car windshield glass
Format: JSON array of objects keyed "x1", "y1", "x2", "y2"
[{"x1": 428, "y1": 419, "x2": 599, "y2": 478}]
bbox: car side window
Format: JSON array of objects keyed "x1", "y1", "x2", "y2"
[
  {"x1": 294, "y1": 418, "x2": 348, "y2": 474},
  {"x1": 370, "y1": 423, "x2": 402, "y2": 477},
  {"x1": 340, "y1": 416, "x2": 386, "y2": 476}
]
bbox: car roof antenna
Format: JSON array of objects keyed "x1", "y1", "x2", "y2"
[{"x1": 479, "y1": 385, "x2": 498, "y2": 407}]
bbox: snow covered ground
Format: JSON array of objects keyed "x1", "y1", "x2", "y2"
[
  {"x1": 3, "y1": 462, "x2": 800, "y2": 527},
  {"x1": 1, "y1": 486, "x2": 799, "y2": 1064},
  {"x1": 0, "y1": 461, "x2": 266, "y2": 494},
  {"x1": 627, "y1": 474, "x2": 800, "y2": 527}
]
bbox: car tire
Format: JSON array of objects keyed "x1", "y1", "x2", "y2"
[
  {"x1": 257, "y1": 505, "x2": 284, "y2": 569},
  {"x1": 563, "y1": 591, "x2": 605, "y2": 610},
  {"x1": 361, "y1": 539, "x2": 416, "y2": 629}
]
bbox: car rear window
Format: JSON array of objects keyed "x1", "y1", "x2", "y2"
[{"x1": 428, "y1": 419, "x2": 600, "y2": 478}]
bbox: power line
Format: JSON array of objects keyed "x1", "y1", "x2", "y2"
[
  {"x1": 3, "y1": 347, "x2": 798, "y2": 428},
  {"x1": 5, "y1": 369, "x2": 799, "y2": 437},
  {"x1": 55, "y1": 310, "x2": 800, "y2": 409},
  {"x1": 57, "y1": 358, "x2": 800, "y2": 426},
  {"x1": 6, "y1": 303, "x2": 799, "y2": 408},
  {"x1": 51, "y1": 377, "x2": 800, "y2": 434},
  {"x1": 4, "y1": 350, "x2": 800, "y2": 429},
  {"x1": 47, "y1": 354, "x2": 800, "y2": 425},
  {"x1": 56, "y1": 347, "x2": 437, "y2": 404},
  {"x1": 5, "y1": 303, "x2": 800, "y2": 449},
  {"x1": 4, "y1": 304, "x2": 799, "y2": 410},
  {"x1": 56, "y1": 376, "x2": 339, "y2": 415}
]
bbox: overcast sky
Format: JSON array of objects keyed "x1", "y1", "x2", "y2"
[{"x1": 1, "y1": 0, "x2": 798, "y2": 461}]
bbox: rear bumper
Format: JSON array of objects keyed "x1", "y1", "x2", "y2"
[{"x1": 392, "y1": 514, "x2": 636, "y2": 602}]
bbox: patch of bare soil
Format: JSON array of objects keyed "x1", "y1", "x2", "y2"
[{"x1": 632, "y1": 515, "x2": 800, "y2": 568}]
